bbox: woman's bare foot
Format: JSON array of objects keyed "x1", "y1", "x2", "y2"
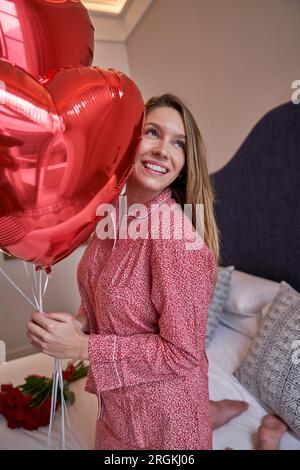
[
  {"x1": 256, "y1": 414, "x2": 288, "y2": 450},
  {"x1": 210, "y1": 399, "x2": 249, "y2": 430}
]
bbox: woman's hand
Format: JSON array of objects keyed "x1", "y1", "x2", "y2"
[
  {"x1": 27, "y1": 312, "x2": 89, "y2": 360},
  {"x1": 75, "y1": 307, "x2": 90, "y2": 334}
]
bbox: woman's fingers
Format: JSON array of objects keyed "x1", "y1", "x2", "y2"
[
  {"x1": 29, "y1": 317, "x2": 52, "y2": 335},
  {"x1": 26, "y1": 330, "x2": 44, "y2": 351},
  {"x1": 27, "y1": 327, "x2": 57, "y2": 356},
  {"x1": 31, "y1": 311, "x2": 74, "y2": 326},
  {"x1": 27, "y1": 323, "x2": 52, "y2": 355},
  {"x1": 27, "y1": 319, "x2": 48, "y2": 339},
  {"x1": 46, "y1": 312, "x2": 74, "y2": 323},
  {"x1": 31, "y1": 311, "x2": 53, "y2": 329}
]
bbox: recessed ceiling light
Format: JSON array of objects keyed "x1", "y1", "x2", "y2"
[{"x1": 82, "y1": 0, "x2": 128, "y2": 15}]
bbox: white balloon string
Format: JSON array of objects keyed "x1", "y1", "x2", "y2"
[
  {"x1": 33, "y1": 264, "x2": 38, "y2": 299},
  {"x1": 47, "y1": 359, "x2": 67, "y2": 450},
  {"x1": 43, "y1": 273, "x2": 50, "y2": 297},
  {"x1": 0, "y1": 265, "x2": 38, "y2": 309},
  {"x1": 62, "y1": 393, "x2": 70, "y2": 430},
  {"x1": 35, "y1": 272, "x2": 65, "y2": 451},
  {"x1": 47, "y1": 364, "x2": 59, "y2": 450},
  {"x1": 39, "y1": 270, "x2": 43, "y2": 313},
  {"x1": 58, "y1": 363, "x2": 66, "y2": 450},
  {"x1": 33, "y1": 269, "x2": 61, "y2": 451},
  {"x1": 22, "y1": 261, "x2": 39, "y2": 309},
  {"x1": 0, "y1": 262, "x2": 65, "y2": 450}
]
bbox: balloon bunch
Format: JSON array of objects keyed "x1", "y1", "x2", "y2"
[
  {"x1": 0, "y1": 0, "x2": 144, "y2": 449},
  {"x1": 0, "y1": 0, "x2": 144, "y2": 270}
]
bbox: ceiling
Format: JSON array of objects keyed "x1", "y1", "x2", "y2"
[
  {"x1": 82, "y1": 0, "x2": 130, "y2": 15},
  {"x1": 84, "y1": 0, "x2": 154, "y2": 41}
]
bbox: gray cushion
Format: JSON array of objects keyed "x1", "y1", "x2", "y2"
[
  {"x1": 206, "y1": 266, "x2": 234, "y2": 347},
  {"x1": 234, "y1": 281, "x2": 300, "y2": 437}
]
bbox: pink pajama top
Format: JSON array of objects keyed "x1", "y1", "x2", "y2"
[{"x1": 77, "y1": 187, "x2": 216, "y2": 450}]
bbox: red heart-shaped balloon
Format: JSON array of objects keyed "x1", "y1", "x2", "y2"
[
  {"x1": 0, "y1": 59, "x2": 144, "y2": 269},
  {"x1": 0, "y1": 0, "x2": 94, "y2": 78}
]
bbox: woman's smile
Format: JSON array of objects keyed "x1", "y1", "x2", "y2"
[{"x1": 141, "y1": 160, "x2": 169, "y2": 176}]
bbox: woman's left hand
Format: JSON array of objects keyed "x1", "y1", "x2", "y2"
[{"x1": 27, "y1": 312, "x2": 89, "y2": 360}]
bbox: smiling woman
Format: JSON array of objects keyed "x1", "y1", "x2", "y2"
[{"x1": 27, "y1": 93, "x2": 221, "y2": 450}]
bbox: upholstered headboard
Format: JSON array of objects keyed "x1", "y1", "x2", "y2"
[{"x1": 210, "y1": 102, "x2": 300, "y2": 292}]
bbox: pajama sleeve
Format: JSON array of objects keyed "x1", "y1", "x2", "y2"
[{"x1": 88, "y1": 232, "x2": 216, "y2": 392}]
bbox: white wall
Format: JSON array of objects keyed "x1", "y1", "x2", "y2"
[
  {"x1": 93, "y1": 39, "x2": 130, "y2": 75},
  {"x1": 126, "y1": 0, "x2": 300, "y2": 172},
  {"x1": 0, "y1": 248, "x2": 84, "y2": 360}
]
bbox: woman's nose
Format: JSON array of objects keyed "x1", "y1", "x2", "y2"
[{"x1": 152, "y1": 141, "x2": 168, "y2": 158}]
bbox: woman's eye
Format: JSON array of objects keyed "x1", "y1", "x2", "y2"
[
  {"x1": 145, "y1": 128, "x2": 158, "y2": 137},
  {"x1": 175, "y1": 140, "x2": 186, "y2": 150}
]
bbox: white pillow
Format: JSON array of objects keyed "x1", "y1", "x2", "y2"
[
  {"x1": 206, "y1": 266, "x2": 234, "y2": 346},
  {"x1": 220, "y1": 304, "x2": 272, "y2": 339},
  {"x1": 219, "y1": 303, "x2": 272, "y2": 339},
  {"x1": 224, "y1": 270, "x2": 280, "y2": 315},
  {"x1": 220, "y1": 309, "x2": 261, "y2": 338}
]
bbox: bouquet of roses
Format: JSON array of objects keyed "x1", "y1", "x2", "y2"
[{"x1": 0, "y1": 361, "x2": 88, "y2": 430}]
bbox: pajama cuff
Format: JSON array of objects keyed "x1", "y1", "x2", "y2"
[{"x1": 88, "y1": 334, "x2": 123, "y2": 391}]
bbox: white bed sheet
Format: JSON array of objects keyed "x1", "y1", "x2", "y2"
[
  {"x1": 208, "y1": 323, "x2": 300, "y2": 450},
  {"x1": 1, "y1": 323, "x2": 300, "y2": 450}
]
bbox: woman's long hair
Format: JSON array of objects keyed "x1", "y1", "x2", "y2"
[{"x1": 145, "y1": 94, "x2": 220, "y2": 265}]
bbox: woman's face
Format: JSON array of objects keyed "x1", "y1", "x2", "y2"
[{"x1": 127, "y1": 106, "x2": 186, "y2": 197}]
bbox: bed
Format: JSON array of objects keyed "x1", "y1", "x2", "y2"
[
  {"x1": 0, "y1": 101, "x2": 299, "y2": 450},
  {"x1": 1, "y1": 322, "x2": 300, "y2": 450}
]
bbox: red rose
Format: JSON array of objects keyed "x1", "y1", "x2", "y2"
[
  {"x1": 42, "y1": 398, "x2": 52, "y2": 411},
  {"x1": 23, "y1": 408, "x2": 40, "y2": 430},
  {"x1": 6, "y1": 388, "x2": 23, "y2": 408},
  {"x1": 7, "y1": 418, "x2": 21, "y2": 429},
  {"x1": 1, "y1": 361, "x2": 87, "y2": 431},
  {"x1": 22, "y1": 394, "x2": 33, "y2": 406},
  {"x1": 39, "y1": 401, "x2": 51, "y2": 426},
  {"x1": 15, "y1": 406, "x2": 25, "y2": 423},
  {"x1": 4, "y1": 407, "x2": 22, "y2": 428},
  {"x1": 1, "y1": 383, "x2": 13, "y2": 392},
  {"x1": 0, "y1": 391, "x2": 7, "y2": 414},
  {"x1": 62, "y1": 370, "x2": 73, "y2": 382}
]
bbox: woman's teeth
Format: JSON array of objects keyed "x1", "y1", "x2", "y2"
[{"x1": 143, "y1": 162, "x2": 167, "y2": 174}]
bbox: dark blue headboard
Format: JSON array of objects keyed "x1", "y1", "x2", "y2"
[{"x1": 211, "y1": 102, "x2": 300, "y2": 292}]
